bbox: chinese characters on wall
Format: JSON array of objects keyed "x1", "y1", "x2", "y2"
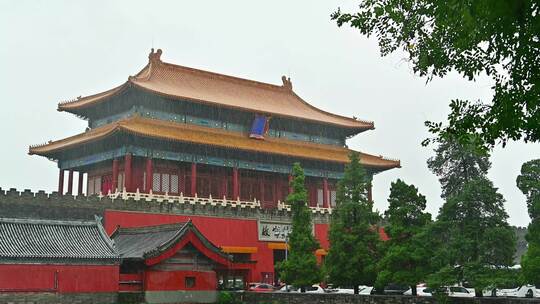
[{"x1": 258, "y1": 221, "x2": 291, "y2": 242}]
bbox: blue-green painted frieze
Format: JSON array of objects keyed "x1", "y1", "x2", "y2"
[{"x1": 90, "y1": 106, "x2": 345, "y2": 146}]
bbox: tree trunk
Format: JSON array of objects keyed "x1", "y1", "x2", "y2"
[
  {"x1": 412, "y1": 285, "x2": 417, "y2": 296},
  {"x1": 354, "y1": 285, "x2": 359, "y2": 294},
  {"x1": 475, "y1": 289, "x2": 483, "y2": 297}
]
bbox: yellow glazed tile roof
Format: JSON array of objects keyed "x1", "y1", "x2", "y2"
[
  {"x1": 29, "y1": 116, "x2": 400, "y2": 169},
  {"x1": 58, "y1": 49, "x2": 373, "y2": 130}
]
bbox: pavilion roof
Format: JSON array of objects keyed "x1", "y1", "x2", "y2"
[
  {"x1": 0, "y1": 217, "x2": 119, "y2": 264},
  {"x1": 111, "y1": 221, "x2": 231, "y2": 264},
  {"x1": 58, "y1": 49, "x2": 374, "y2": 131},
  {"x1": 29, "y1": 116, "x2": 400, "y2": 170},
  {"x1": 111, "y1": 222, "x2": 189, "y2": 259}
]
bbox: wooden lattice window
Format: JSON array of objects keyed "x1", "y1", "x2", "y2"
[
  {"x1": 330, "y1": 190, "x2": 337, "y2": 207},
  {"x1": 151, "y1": 172, "x2": 180, "y2": 194},
  {"x1": 162, "y1": 173, "x2": 170, "y2": 193},
  {"x1": 171, "y1": 175, "x2": 179, "y2": 193},
  {"x1": 152, "y1": 173, "x2": 161, "y2": 192}
]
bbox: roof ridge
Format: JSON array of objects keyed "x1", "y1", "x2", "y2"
[
  {"x1": 95, "y1": 215, "x2": 117, "y2": 252},
  {"x1": 28, "y1": 120, "x2": 122, "y2": 155},
  {"x1": 58, "y1": 83, "x2": 127, "y2": 107},
  {"x1": 0, "y1": 217, "x2": 96, "y2": 226},
  {"x1": 290, "y1": 91, "x2": 374, "y2": 127},
  {"x1": 157, "y1": 60, "x2": 288, "y2": 92},
  {"x1": 115, "y1": 222, "x2": 188, "y2": 235}
]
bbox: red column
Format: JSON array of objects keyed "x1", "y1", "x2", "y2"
[
  {"x1": 323, "y1": 178, "x2": 329, "y2": 208},
  {"x1": 288, "y1": 174, "x2": 293, "y2": 194},
  {"x1": 191, "y1": 163, "x2": 197, "y2": 196},
  {"x1": 368, "y1": 183, "x2": 373, "y2": 202},
  {"x1": 67, "y1": 170, "x2": 74, "y2": 195},
  {"x1": 78, "y1": 172, "x2": 84, "y2": 196},
  {"x1": 220, "y1": 172, "x2": 227, "y2": 199},
  {"x1": 112, "y1": 159, "x2": 119, "y2": 193},
  {"x1": 276, "y1": 178, "x2": 282, "y2": 202},
  {"x1": 232, "y1": 167, "x2": 239, "y2": 200},
  {"x1": 124, "y1": 154, "x2": 132, "y2": 192},
  {"x1": 58, "y1": 169, "x2": 64, "y2": 195},
  {"x1": 272, "y1": 176, "x2": 278, "y2": 204},
  {"x1": 259, "y1": 176, "x2": 265, "y2": 204},
  {"x1": 146, "y1": 158, "x2": 153, "y2": 193}
]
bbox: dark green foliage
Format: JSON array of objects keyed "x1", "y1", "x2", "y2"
[
  {"x1": 278, "y1": 163, "x2": 321, "y2": 289},
  {"x1": 428, "y1": 178, "x2": 516, "y2": 295},
  {"x1": 377, "y1": 179, "x2": 432, "y2": 295},
  {"x1": 325, "y1": 153, "x2": 381, "y2": 294},
  {"x1": 216, "y1": 291, "x2": 241, "y2": 304},
  {"x1": 517, "y1": 159, "x2": 540, "y2": 285},
  {"x1": 427, "y1": 136, "x2": 491, "y2": 199},
  {"x1": 332, "y1": 0, "x2": 540, "y2": 147},
  {"x1": 425, "y1": 138, "x2": 515, "y2": 295}
]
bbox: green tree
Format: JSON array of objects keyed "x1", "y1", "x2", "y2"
[
  {"x1": 279, "y1": 163, "x2": 321, "y2": 291},
  {"x1": 424, "y1": 137, "x2": 515, "y2": 296},
  {"x1": 427, "y1": 136, "x2": 491, "y2": 199},
  {"x1": 331, "y1": 0, "x2": 540, "y2": 147},
  {"x1": 517, "y1": 159, "x2": 540, "y2": 285},
  {"x1": 325, "y1": 152, "x2": 381, "y2": 294},
  {"x1": 428, "y1": 178, "x2": 516, "y2": 296},
  {"x1": 377, "y1": 179, "x2": 432, "y2": 295}
]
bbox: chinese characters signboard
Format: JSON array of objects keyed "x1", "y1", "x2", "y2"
[{"x1": 258, "y1": 221, "x2": 291, "y2": 242}]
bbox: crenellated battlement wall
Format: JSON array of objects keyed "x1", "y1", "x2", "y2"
[{"x1": 0, "y1": 187, "x2": 331, "y2": 224}]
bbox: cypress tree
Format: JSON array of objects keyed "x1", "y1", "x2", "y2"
[
  {"x1": 278, "y1": 162, "x2": 321, "y2": 291},
  {"x1": 427, "y1": 137, "x2": 515, "y2": 296},
  {"x1": 325, "y1": 152, "x2": 381, "y2": 294},
  {"x1": 377, "y1": 179, "x2": 432, "y2": 296}
]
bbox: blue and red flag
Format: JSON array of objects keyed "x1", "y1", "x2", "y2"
[{"x1": 249, "y1": 115, "x2": 270, "y2": 140}]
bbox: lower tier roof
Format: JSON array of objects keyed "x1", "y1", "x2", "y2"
[
  {"x1": 0, "y1": 217, "x2": 118, "y2": 264},
  {"x1": 29, "y1": 116, "x2": 400, "y2": 170}
]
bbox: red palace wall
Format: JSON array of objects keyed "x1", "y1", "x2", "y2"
[
  {"x1": 145, "y1": 270, "x2": 216, "y2": 291},
  {"x1": 104, "y1": 210, "x2": 330, "y2": 283},
  {"x1": 0, "y1": 264, "x2": 119, "y2": 293}
]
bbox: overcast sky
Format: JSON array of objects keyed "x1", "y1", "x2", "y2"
[{"x1": 1, "y1": 1, "x2": 538, "y2": 226}]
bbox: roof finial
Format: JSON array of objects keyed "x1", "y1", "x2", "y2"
[
  {"x1": 281, "y1": 75, "x2": 292, "y2": 90},
  {"x1": 148, "y1": 48, "x2": 163, "y2": 63}
]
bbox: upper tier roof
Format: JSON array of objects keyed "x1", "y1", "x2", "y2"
[
  {"x1": 28, "y1": 116, "x2": 400, "y2": 170},
  {"x1": 0, "y1": 217, "x2": 118, "y2": 264},
  {"x1": 58, "y1": 49, "x2": 374, "y2": 131}
]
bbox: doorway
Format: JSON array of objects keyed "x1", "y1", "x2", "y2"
[{"x1": 273, "y1": 249, "x2": 286, "y2": 285}]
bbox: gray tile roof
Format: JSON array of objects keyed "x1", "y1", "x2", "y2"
[
  {"x1": 0, "y1": 217, "x2": 119, "y2": 264},
  {"x1": 112, "y1": 222, "x2": 188, "y2": 259},
  {"x1": 112, "y1": 221, "x2": 231, "y2": 262}
]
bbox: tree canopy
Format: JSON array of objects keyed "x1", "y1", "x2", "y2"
[
  {"x1": 427, "y1": 136, "x2": 491, "y2": 199},
  {"x1": 278, "y1": 162, "x2": 321, "y2": 290},
  {"x1": 377, "y1": 179, "x2": 432, "y2": 295},
  {"x1": 517, "y1": 159, "x2": 540, "y2": 285},
  {"x1": 332, "y1": 0, "x2": 540, "y2": 147},
  {"x1": 325, "y1": 152, "x2": 381, "y2": 294}
]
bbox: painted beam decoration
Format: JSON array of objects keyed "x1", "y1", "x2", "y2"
[{"x1": 258, "y1": 220, "x2": 291, "y2": 242}]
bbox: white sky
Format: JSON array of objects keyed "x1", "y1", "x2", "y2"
[{"x1": 0, "y1": 1, "x2": 538, "y2": 226}]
